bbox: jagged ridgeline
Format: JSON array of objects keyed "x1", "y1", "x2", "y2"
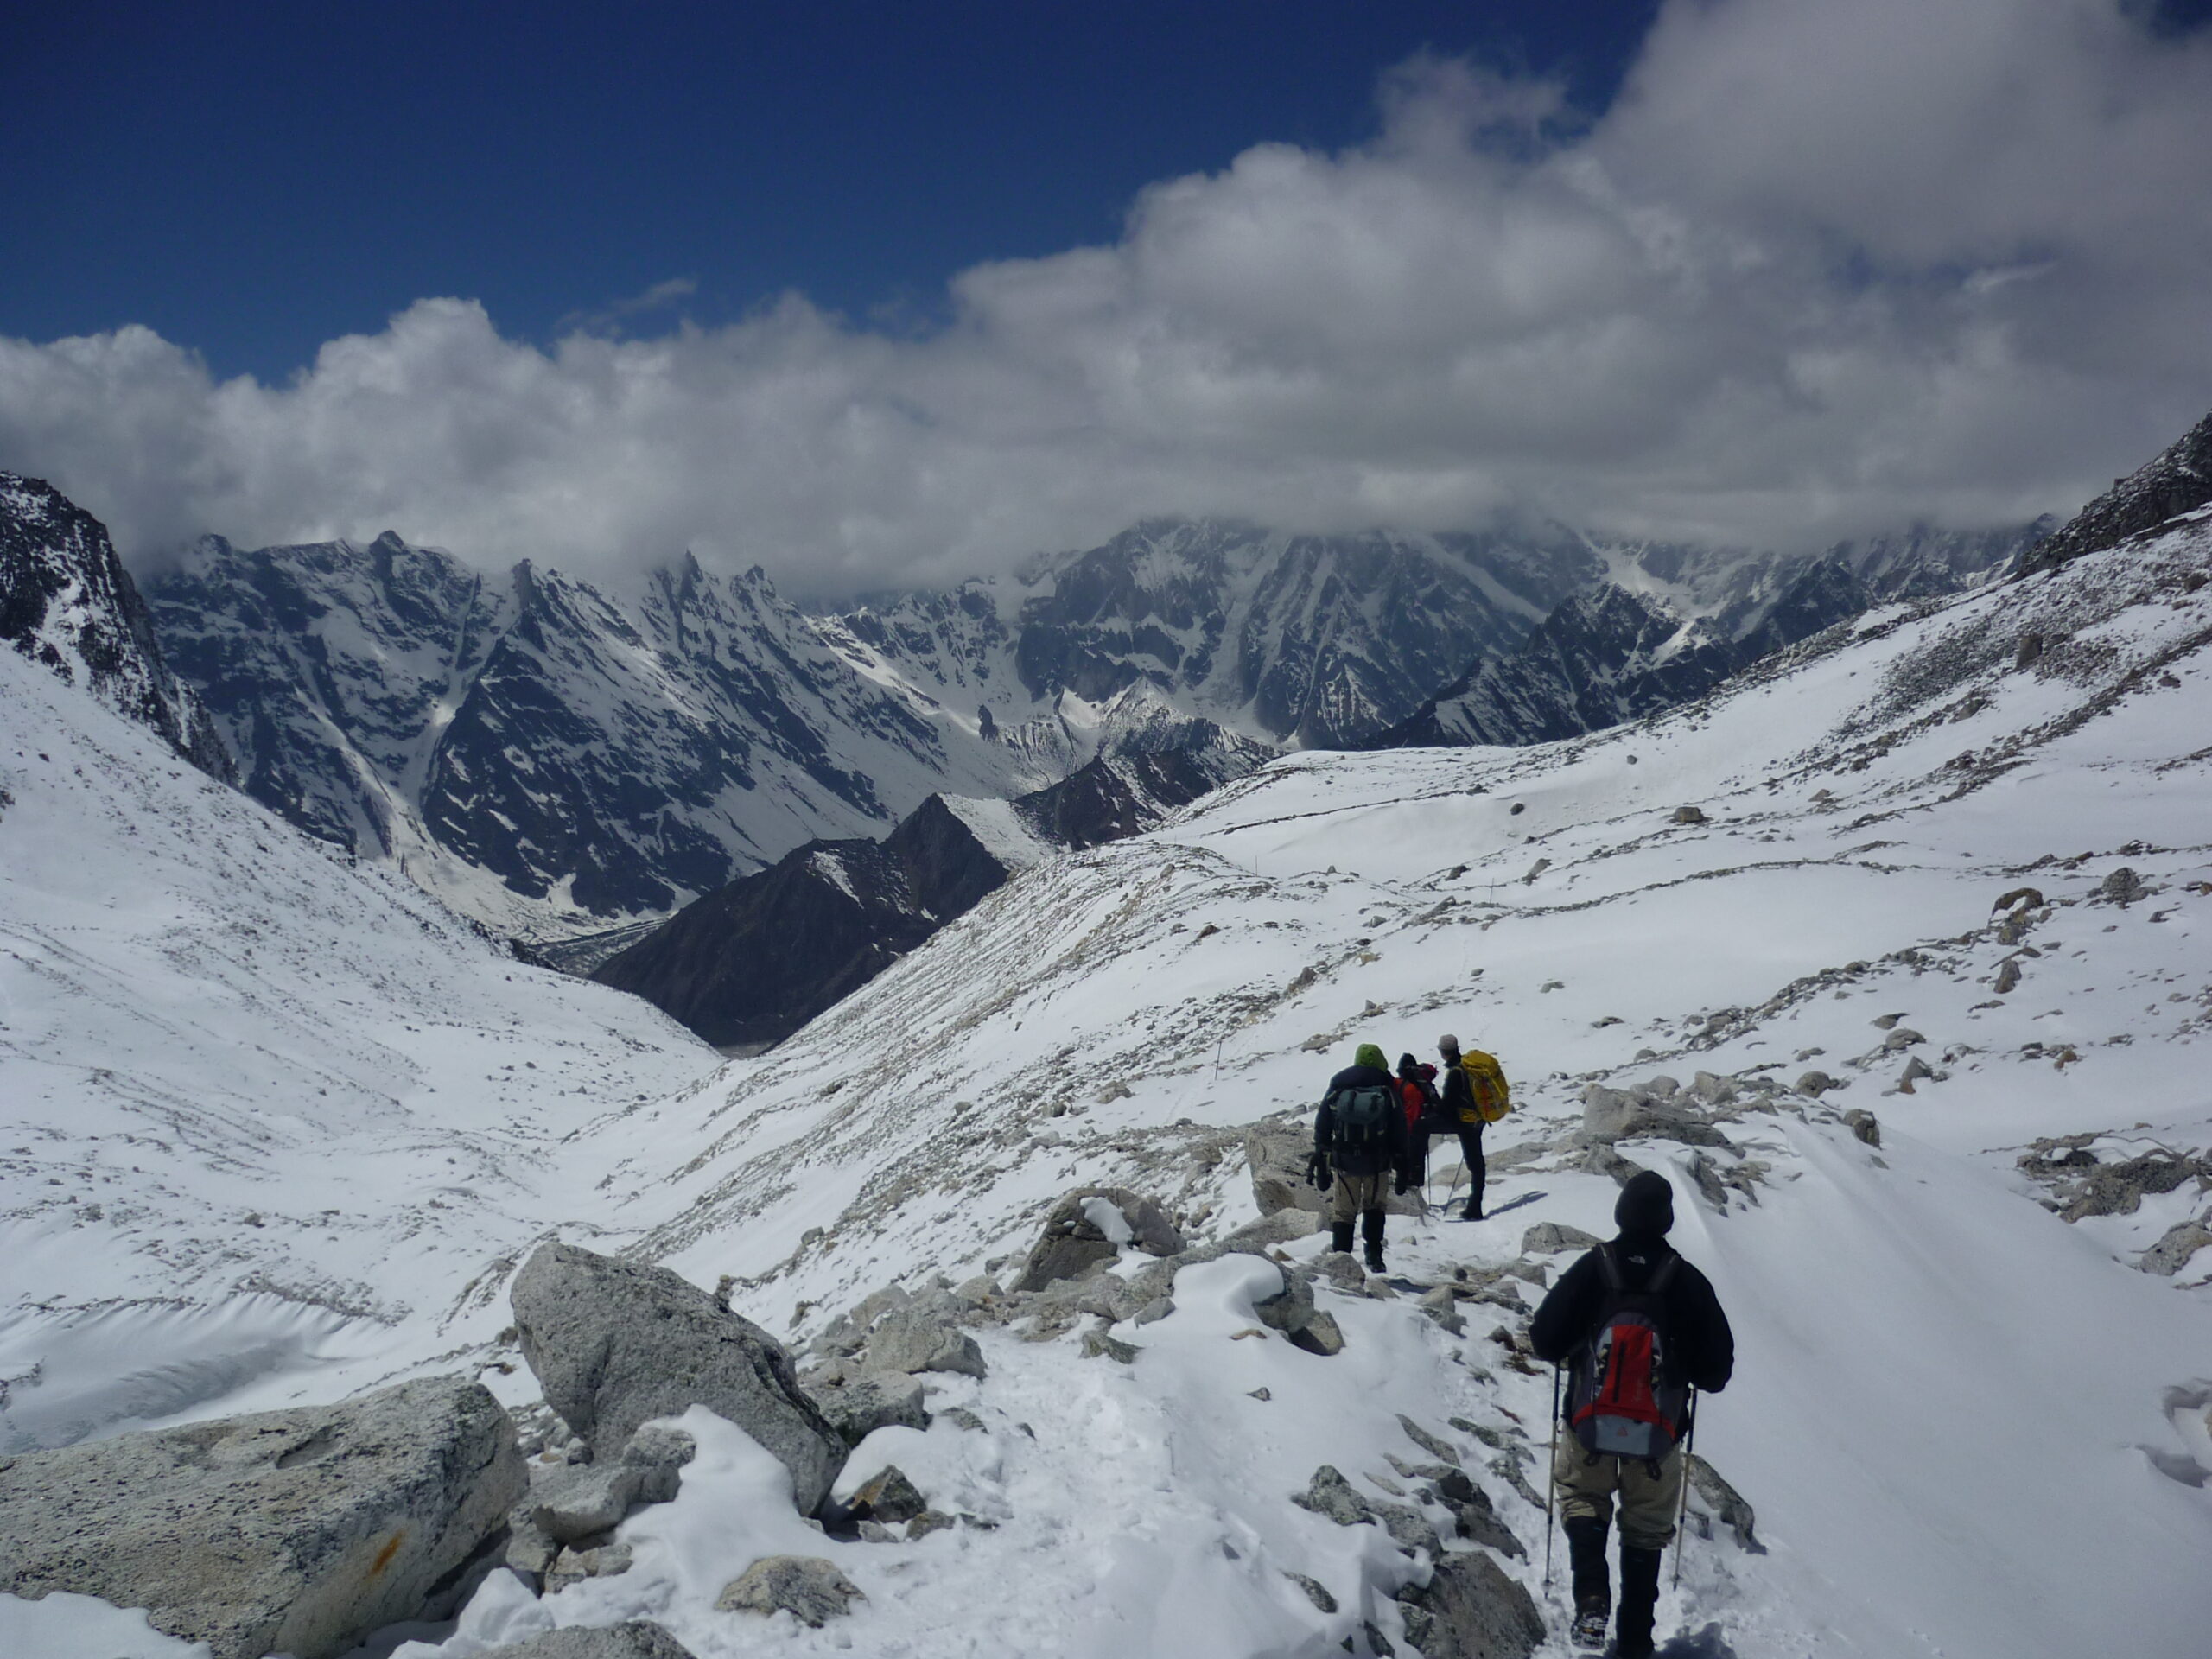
[{"x1": 133, "y1": 512, "x2": 2034, "y2": 952}]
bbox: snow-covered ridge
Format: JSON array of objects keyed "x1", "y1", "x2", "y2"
[{"x1": 539, "y1": 513, "x2": 2211, "y2": 1656}]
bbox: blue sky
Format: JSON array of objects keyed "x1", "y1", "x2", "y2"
[
  {"x1": 8, "y1": 2, "x2": 1656, "y2": 384},
  {"x1": 3, "y1": 1, "x2": 2209, "y2": 594}
]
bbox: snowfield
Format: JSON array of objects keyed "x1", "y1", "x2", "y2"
[{"x1": 4, "y1": 512, "x2": 2211, "y2": 1657}]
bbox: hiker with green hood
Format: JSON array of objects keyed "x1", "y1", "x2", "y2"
[{"x1": 1307, "y1": 1042, "x2": 1413, "y2": 1273}]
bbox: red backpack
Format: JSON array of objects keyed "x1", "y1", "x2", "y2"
[{"x1": 1566, "y1": 1243, "x2": 1690, "y2": 1459}]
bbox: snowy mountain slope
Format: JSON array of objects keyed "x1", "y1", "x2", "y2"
[
  {"x1": 144, "y1": 537, "x2": 1056, "y2": 938},
  {"x1": 0, "y1": 639, "x2": 717, "y2": 1454},
  {"x1": 1, "y1": 474, "x2": 231, "y2": 782},
  {"x1": 591, "y1": 731, "x2": 1273, "y2": 1049},
  {"x1": 452, "y1": 507, "x2": 2212, "y2": 1657}
]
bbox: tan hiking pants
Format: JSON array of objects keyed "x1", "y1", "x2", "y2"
[
  {"x1": 1329, "y1": 1171, "x2": 1389, "y2": 1222},
  {"x1": 1553, "y1": 1434, "x2": 1684, "y2": 1551}
]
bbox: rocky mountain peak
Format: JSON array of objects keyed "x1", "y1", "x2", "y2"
[
  {"x1": 0, "y1": 474, "x2": 232, "y2": 780},
  {"x1": 2019, "y1": 405, "x2": 2212, "y2": 575}
]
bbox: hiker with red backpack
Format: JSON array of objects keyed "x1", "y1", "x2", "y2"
[
  {"x1": 1436, "y1": 1033, "x2": 1511, "y2": 1220},
  {"x1": 1529, "y1": 1171, "x2": 1735, "y2": 1657},
  {"x1": 1306, "y1": 1042, "x2": 1413, "y2": 1274}
]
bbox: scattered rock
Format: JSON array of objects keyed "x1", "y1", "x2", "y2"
[
  {"x1": 1427, "y1": 1466, "x2": 1523, "y2": 1559},
  {"x1": 1796, "y1": 1070, "x2": 1840, "y2": 1096},
  {"x1": 2058, "y1": 1151, "x2": 2212, "y2": 1222},
  {"x1": 715, "y1": 1555, "x2": 865, "y2": 1626},
  {"x1": 1220, "y1": 1207, "x2": 1330, "y2": 1250},
  {"x1": 1687, "y1": 1453, "x2": 1764, "y2": 1553},
  {"x1": 1013, "y1": 1186, "x2": 1184, "y2": 1292},
  {"x1": 1289, "y1": 1310, "x2": 1346, "y2": 1357},
  {"x1": 544, "y1": 1541, "x2": 633, "y2": 1593},
  {"x1": 479, "y1": 1622, "x2": 697, "y2": 1658},
  {"x1": 2139, "y1": 1217, "x2": 2212, "y2": 1275},
  {"x1": 1080, "y1": 1326, "x2": 1142, "y2": 1363},
  {"x1": 1580, "y1": 1082, "x2": 1731, "y2": 1149},
  {"x1": 1871, "y1": 1012, "x2": 1903, "y2": 1030},
  {"x1": 1992, "y1": 887, "x2": 2044, "y2": 913},
  {"x1": 510, "y1": 1243, "x2": 842, "y2": 1515},
  {"x1": 1419, "y1": 1285, "x2": 1465, "y2": 1335},
  {"x1": 1291, "y1": 1465, "x2": 1438, "y2": 1558},
  {"x1": 1841, "y1": 1109, "x2": 1882, "y2": 1147},
  {"x1": 804, "y1": 1372, "x2": 929, "y2": 1447},
  {"x1": 531, "y1": 1462, "x2": 646, "y2": 1545},
  {"x1": 1521, "y1": 1222, "x2": 1601, "y2": 1255},
  {"x1": 847, "y1": 1465, "x2": 926, "y2": 1525},
  {"x1": 1671, "y1": 805, "x2": 1709, "y2": 824},
  {"x1": 1397, "y1": 1415, "x2": 1459, "y2": 1466},
  {"x1": 1881, "y1": 1027, "x2": 1926, "y2": 1052},
  {"x1": 1286, "y1": 1572, "x2": 1338, "y2": 1613},
  {"x1": 866, "y1": 1294, "x2": 988, "y2": 1379},
  {"x1": 1393, "y1": 1547, "x2": 1546, "y2": 1659},
  {"x1": 0, "y1": 1376, "x2": 524, "y2": 1659},
  {"x1": 2100, "y1": 867, "x2": 2147, "y2": 906},
  {"x1": 1291, "y1": 1464, "x2": 1371, "y2": 1527},
  {"x1": 906, "y1": 1509, "x2": 956, "y2": 1540},
  {"x1": 1255, "y1": 1271, "x2": 1318, "y2": 1337},
  {"x1": 1134, "y1": 1295, "x2": 1176, "y2": 1325},
  {"x1": 1994, "y1": 958, "x2": 2024, "y2": 994}
]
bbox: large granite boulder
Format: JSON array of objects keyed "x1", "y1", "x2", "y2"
[
  {"x1": 0, "y1": 1376, "x2": 523, "y2": 1659},
  {"x1": 510, "y1": 1242, "x2": 844, "y2": 1516}
]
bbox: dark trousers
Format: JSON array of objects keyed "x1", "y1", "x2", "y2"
[{"x1": 1457, "y1": 1126, "x2": 1486, "y2": 1201}]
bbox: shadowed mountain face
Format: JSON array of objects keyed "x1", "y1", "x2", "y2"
[
  {"x1": 0, "y1": 474, "x2": 232, "y2": 781},
  {"x1": 588, "y1": 739, "x2": 1269, "y2": 1049},
  {"x1": 1368, "y1": 524, "x2": 2041, "y2": 750},
  {"x1": 143, "y1": 538, "x2": 1030, "y2": 928},
  {"x1": 2018, "y1": 405, "x2": 2212, "y2": 576}
]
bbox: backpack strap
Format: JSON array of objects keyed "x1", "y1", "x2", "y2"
[
  {"x1": 1594, "y1": 1242, "x2": 1624, "y2": 1293},
  {"x1": 1647, "y1": 1253, "x2": 1681, "y2": 1294}
]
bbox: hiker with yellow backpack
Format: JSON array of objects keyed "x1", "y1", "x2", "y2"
[{"x1": 1436, "y1": 1033, "x2": 1510, "y2": 1220}]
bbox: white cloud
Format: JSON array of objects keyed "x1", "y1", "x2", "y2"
[{"x1": 3, "y1": 0, "x2": 2209, "y2": 595}]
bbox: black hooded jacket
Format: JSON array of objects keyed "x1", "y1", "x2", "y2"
[
  {"x1": 1528, "y1": 1233, "x2": 1735, "y2": 1395},
  {"x1": 1314, "y1": 1063, "x2": 1408, "y2": 1179}
]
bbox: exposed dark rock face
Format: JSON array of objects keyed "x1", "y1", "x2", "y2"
[
  {"x1": 592, "y1": 737, "x2": 1268, "y2": 1048},
  {"x1": 0, "y1": 474, "x2": 232, "y2": 779},
  {"x1": 1368, "y1": 524, "x2": 2037, "y2": 750},
  {"x1": 2018, "y1": 406, "x2": 2212, "y2": 575},
  {"x1": 145, "y1": 537, "x2": 971, "y2": 921}
]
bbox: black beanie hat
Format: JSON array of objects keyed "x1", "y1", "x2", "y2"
[
  {"x1": 1397, "y1": 1052, "x2": 1421, "y2": 1077},
  {"x1": 1615, "y1": 1171, "x2": 1675, "y2": 1236}
]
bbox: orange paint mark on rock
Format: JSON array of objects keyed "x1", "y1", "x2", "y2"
[{"x1": 366, "y1": 1529, "x2": 408, "y2": 1580}]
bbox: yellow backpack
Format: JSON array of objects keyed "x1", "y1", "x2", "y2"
[{"x1": 1459, "y1": 1050, "x2": 1511, "y2": 1123}]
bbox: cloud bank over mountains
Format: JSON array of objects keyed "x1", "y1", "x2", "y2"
[{"x1": 3, "y1": 0, "x2": 2209, "y2": 596}]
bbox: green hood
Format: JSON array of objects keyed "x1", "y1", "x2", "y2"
[{"x1": 1354, "y1": 1043, "x2": 1388, "y2": 1071}]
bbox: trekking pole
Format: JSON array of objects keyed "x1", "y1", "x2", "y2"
[
  {"x1": 1543, "y1": 1364, "x2": 1560, "y2": 1591},
  {"x1": 1673, "y1": 1385, "x2": 1697, "y2": 1590}
]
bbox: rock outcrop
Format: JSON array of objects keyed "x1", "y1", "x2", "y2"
[
  {"x1": 1395, "y1": 1548, "x2": 1546, "y2": 1659},
  {"x1": 510, "y1": 1242, "x2": 844, "y2": 1515},
  {"x1": 0, "y1": 1376, "x2": 522, "y2": 1659},
  {"x1": 1012, "y1": 1186, "x2": 1184, "y2": 1292}
]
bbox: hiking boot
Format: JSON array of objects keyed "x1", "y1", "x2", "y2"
[
  {"x1": 1615, "y1": 1542, "x2": 1664, "y2": 1657},
  {"x1": 1330, "y1": 1222, "x2": 1355, "y2": 1255},
  {"x1": 1569, "y1": 1604, "x2": 1611, "y2": 1651},
  {"x1": 1361, "y1": 1209, "x2": 1387, "y2": 1274},
  {"x1": 1459, "y1": 1196, "x2": 1483, "y2": 1221},
  {"x1": 1563, "y1": 1514, "x2": 1611, "y2": 1649}
]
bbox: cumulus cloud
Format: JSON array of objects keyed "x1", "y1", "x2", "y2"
[{"x1": 3, "y1": 0, "x2": 2209, "y2": 596}]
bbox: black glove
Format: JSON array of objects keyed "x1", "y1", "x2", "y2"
[
  {"x1": 1306, "y1": 1151, "x2": 1332, "y2": 1192},
  {"x1": 1394, "y1": 1169, "x2": 1414, "y2": 1196}
]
